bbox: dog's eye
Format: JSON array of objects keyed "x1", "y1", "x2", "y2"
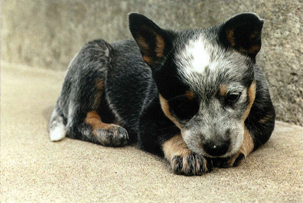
[
  {"x1": 226, "y1": 92, "x2": 241, "y2": 104},
  {"x1": 169, "y1": 96, "x2": 199, "y2": 120}
]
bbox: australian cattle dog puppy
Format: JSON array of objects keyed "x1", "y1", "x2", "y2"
[{"x1": 49, "y1": 13, "x2": 275, "y2": 175}]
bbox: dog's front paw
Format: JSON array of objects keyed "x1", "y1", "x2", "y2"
[
  {"x1": 170, "y1": 153, "x2": 212, "y2": 176},
  {"x1": 212, "y1": 152, "x2": 245, "y2": 168},
  {"x1": 162, "y1": 135, "x2": 212, "y2": 176}
]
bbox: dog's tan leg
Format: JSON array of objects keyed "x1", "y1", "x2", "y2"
[
  {"x1": 162, "y1": 135, "x2": 212, "y2": 175},
  {"x1": 84, "y1": 111, "x2": 129, "y2": 146}
]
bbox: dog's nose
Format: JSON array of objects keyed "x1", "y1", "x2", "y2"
[{"x1": 203, "y1": 140, "x2": 229, "y2": 157}]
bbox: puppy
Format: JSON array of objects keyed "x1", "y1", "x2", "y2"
[{"x1": 49, "y1": 13, "x2": 275, "y2": 175}]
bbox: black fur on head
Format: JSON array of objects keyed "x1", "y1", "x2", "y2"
[
  {"x1": 129, "y1": 13, "x2": 175, "y2": 70},
  {"x1": 218, "y1": 13, "x2": 264, "y2": 59},
  {"x1": 129, "y1": 13, "x2": 189, "y2": 99}
]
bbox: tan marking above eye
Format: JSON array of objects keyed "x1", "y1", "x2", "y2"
[
  {"x1": 219, "y1": 85, "x2": 228, "y2": 96},
  {"x1": 185, "y1": 90, "x2": 194, "y2": 100}
]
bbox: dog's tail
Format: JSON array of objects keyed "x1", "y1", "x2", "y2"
[{"x1": 49, "y1": 104, "x2": 66, "y2": 141}]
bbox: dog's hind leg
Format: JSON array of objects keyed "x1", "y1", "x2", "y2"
[
  {"x1": 61, "y1": 40, "x2": 129, "y2": 146},
  {"x1": 81, "y1": 111, "x2": 129, "y2": 146},
  {"x1": 65, "y1": 78, "x2": 129, "y2": 146}
]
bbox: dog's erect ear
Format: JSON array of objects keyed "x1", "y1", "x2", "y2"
[
  {"x1": 219, "y1": 13, "x2": 264, "y2": 58},
  {"x1": 129, "y1": 13, "x2": 172, "y2": 69}
]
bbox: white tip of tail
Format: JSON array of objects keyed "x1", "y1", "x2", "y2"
[{"x1": 50, "y1": 123, "x2": 66, "y2": 141}]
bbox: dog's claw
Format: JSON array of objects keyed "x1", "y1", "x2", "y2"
[{"x1": 171, "y1": 153, "x2": 212, "y2": 176}]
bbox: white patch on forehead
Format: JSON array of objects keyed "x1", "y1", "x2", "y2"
[
  {"x1": 177, "y1": 36, "x2": 211, "y2": 75},
  {"x1": 175, "y1": 34, "x2": 252, "y2": 93},
  {"x1": 175, "y1": 35, "x2": 221, "y2": 91}
]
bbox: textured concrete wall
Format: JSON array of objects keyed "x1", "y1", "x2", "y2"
[{"x1": 1, "y1": 0, "x2": 302, "y2": 125}]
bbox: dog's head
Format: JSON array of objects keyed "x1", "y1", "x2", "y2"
[{"x1": 129, "y1": 13, "x2": 263, "y2": 158}]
